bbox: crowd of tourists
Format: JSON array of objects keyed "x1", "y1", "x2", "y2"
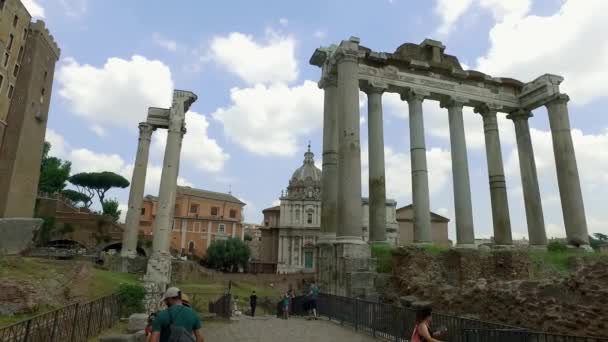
[{"x1": 141, "y1": 282, "x2": 444, "y2": 342}]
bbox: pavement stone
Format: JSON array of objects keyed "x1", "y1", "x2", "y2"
[{"x1": 200, "y1": 315, "x2": 378, "y2": 342}]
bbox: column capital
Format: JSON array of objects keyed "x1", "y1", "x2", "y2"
[
  {"x1": 440, "y1": 96, "x2": 468, "y2": 109},
  {"x1": 546, "y1": 93, "x2": 570, "y2": 106},
  {"x1": 474, "y1": 103, "x2": 502, "y2": 117},
  {"x1": 506, "y1": 109, "x2": 533, "y2": 122},
  {"x1": 360, "y1": 80, "x2": 387, "y2": 95},
  {"x1": 319, "y1": 72, "x2": 338, "y2": 89},
  {"x1": 400, "y1": 88, "x2": 430, "y2": 102},
  {"x1": 138, "y1": 122, "x2": 155, "y2": 138}
]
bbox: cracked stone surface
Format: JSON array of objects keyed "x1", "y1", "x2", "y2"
[{"x1": 200, "y1": 316, "x2": 376, "y2": 342}]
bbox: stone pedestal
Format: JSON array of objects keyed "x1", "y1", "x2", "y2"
[
  {"x1": 0, "y1": 218, "x2": 42, "y2": 255},
  {"x1": 143, "y1": 252, "x2": 171, "y2": 313},
  {"x1": 316, "y1": 243, "x2": 337, "y2": 295},
  {"x1": 334, "y1": 243, "x2": 376, "y2": 299}
]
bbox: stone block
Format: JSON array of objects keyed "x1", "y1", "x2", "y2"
[
  {"x1": 127, "y1": 313, "x2": 149, "y2": 333},
  {"x1": 0, "y1": 218, "x2": 42, "y2": 255}
]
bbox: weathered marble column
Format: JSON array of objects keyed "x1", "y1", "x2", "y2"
[
  {"x1": 545, "y1": 94, "x2": 589, "y2": 246},
  {"x1": 121, "y1": 122, "x2": 155, "y2": 258},
  {"x1": 335, "y1": 41, "x2": 364, "y2": 244},
  {"x1": 319, "y1": 73, "x2": 339, "y2": 243},
  {"x1": 152, "y1": 123, "x2": 186, "y2": 254},
  {"x1": 402, "y1": 90, "x2": 432, "y2": 244},
  {"x1": 365, "y1": 84, "x2": 387, "y2": 243},
  {"x1": 476, "y1": 105, "x2": 512, "y2": 245},
  {"x1": 442, "y1": 98, "x2": 475, "y2": 247},
  {"x1": 507, "y1": 110, "x2": 546, "y2": 246}
]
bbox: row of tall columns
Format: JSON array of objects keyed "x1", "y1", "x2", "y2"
[{"x1": 121, "y1": 123, "x2": 155, "y2": 257}]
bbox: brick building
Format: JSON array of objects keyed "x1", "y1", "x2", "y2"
[
  {"x1": 0, "y1": 0, "x2": 60, "y2": 218},
  {"x1": 138, "y1": 186, "x2": 246, "y2": 258}
]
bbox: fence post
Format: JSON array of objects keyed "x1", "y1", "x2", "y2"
[
  {"x1": 98, "y1": 297, "x2": 106, "y2": 333},
  {"x1": 69, "y1": 303, "x2": 79, "y2": 342},
  {"x1": 49, "y1": 310, "x2": 59, "y2": 341},
  {"x1": 22, "y1": 319, "x2": 32, "y2": 342},
  {"x1": 84, "y1": 302, "x2": 94, "y2": 339}
]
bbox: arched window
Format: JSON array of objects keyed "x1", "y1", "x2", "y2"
[
  {"x1": 307, "y1": 212, "x2": 313, "y2": 224},
  {"x1": 188, "y1": 241, "x2": 195, "y2": 255},
  {"x1": 295, "y1": 208, "x2": 300, "y2": 222}
]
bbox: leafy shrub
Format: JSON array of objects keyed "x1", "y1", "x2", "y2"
[
  {"x1": 547, "y1": 240, "x2": 568, "y2": 252},
  {"x1": 371, "y1": 243, "x2": 394, "y2": 273},
  {"x1": 206, "y1": 237, "x2": 251, "y2": 272},
  {"x1": 117, "y1": 283, "x2": 145, "y2": 315}
]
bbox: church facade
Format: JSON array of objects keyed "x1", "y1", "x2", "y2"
[{"x1": 260, "y1": 146, "x2": 397, "y2": 274}]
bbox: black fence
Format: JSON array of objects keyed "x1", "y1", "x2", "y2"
[
  {"x1": 208, "y1": 294, "x2": 232, "y2": 318},
  {"x1": 462, "y1": 329, "x2": 608, "y2": 342},
  {"x1": 291, "y1": 294, "x2": 608, "y2": 342},
  {"x1": 0, "y1": 294, "x2": 121, "y2": 342}
]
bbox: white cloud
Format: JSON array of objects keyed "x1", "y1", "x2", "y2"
[
  {"x1": 210, "y1": 31, "x2": 298, "y2": 84},
  {"x1": 313, "y1": 30, "x2": 327, "y2": 40},
  {"x1": 152, "y1": 33, "x2": 178, "y2": 52},
  {"x1": 46, "y1": 129, "x2": 193, "y2": 197},
  {"x1": 152, "y1": 111, "x2": 229, "y2": 173},
  {"x1": 21, "y1": 0, "x2": 45, "y2": 18},
  {"x1": 118, "y1": 203, "x2": 128, "y2": 223},
  {"x1": 434, "y1": 0, "x2": 530, "y2": 35},
  {"x1": 59, "y1": 0, "x2": 88, "y2": 17},
  {"x1": 91, "y1": 125, "x2": 106, "y2": 137},
  {"x1": 212, "y1": 81, "x2": 323, "y2": 156},
  {"x1": 361, "y1": 145, "x2": 452, "y2": 205},
  {"x1": 57, "y1": 55, "x2": 173, "y2": 128},
  {"x1": 279, "y1": 18, "x2": 289, "y2": 26},
  {"x1": 475, "y1": 0, "x2": 608, "y2": 104}
]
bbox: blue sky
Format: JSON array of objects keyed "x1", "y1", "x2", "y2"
[{"x1": 26, "y1": 0, "x2": 608, "y2": 240}]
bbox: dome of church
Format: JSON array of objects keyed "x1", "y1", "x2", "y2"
[{"x1": 290, "y1": 144, "x2": 322, "y2": 182}]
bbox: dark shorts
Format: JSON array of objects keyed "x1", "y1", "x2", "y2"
[{"x1": 310, "y1": 298, "x2": 317, "y2": 309}]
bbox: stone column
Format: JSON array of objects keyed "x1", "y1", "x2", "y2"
[
  {"x1": 151, "y1": 124, "x2": 186, "y2": 254},
  {"x1": 335, "y1": 43, "x2": 364, "y2": 244},
  {"x1": 545, "y1": 94, "x2": 589, "y2": 246},
  {"x1": 507, "y1": 110, "x2": 547, "y2": 246},
  {"x1": 476, "y1": 105, "x2": 512, "y2": 245},
  {"x1": 402, "y1": 90, "x2": 432, "y2": 244},
  {"x1": 319, "y1": 73, "x2": 339, "y2": 243},
  {"x1": 365, "y1": 84, "x2": 387, "y2": 243},
  {"x1": 121, "y1": 122, "x2": 155, "y2": 258},
  {"x1": 441, "y1": 98, "x2": 475, "y2": 247}
]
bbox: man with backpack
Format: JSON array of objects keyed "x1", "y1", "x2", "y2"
[{"x1": 150, "y1": 287, "x2": 204, "y2": 342}]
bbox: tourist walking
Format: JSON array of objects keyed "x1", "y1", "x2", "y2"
[
  {"x1": 410, "y1": 306, "x2": 446, "y2": 342},
  {"x1": 281, "y1": 292, "x2": 290, "y2": 319},
  {"x1": 308, "y1": 281, "x2": 319, "y2": 318},
  {"x1": 250, "y1": 290, "x2": 258, "y2": 317},
  {"x1": 149, "y1": 287, "x2": 204, "y2": 342}
]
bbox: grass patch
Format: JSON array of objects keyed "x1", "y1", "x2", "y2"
[
  {"x1": 421, "y1": 244, "x2": 450, "y2": 255},
  {"x1": 177, "y1": 279, "x2": 281, "y2": 315},
  {"x1": 371, "y1": 243, "x2": 394, "y2": 273},
  {"x1": 89, "y1": 268, "x2": 139, "y2": 299},
  {"x1": 529, "y1": 248, "x2": 608, "y2": 275}
]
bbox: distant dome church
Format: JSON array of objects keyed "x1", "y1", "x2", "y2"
[{"x1": 259, "y1": 144, "x2": 398, "y2": 274}]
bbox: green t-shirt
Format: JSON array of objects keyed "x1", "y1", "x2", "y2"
[{"x1": 152, "y1": 304, "x2": 202, "y2": 342}]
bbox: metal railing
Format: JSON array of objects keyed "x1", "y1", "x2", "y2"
[
  {"x1": 462, "y1": 328, "x2": 608, "y2": 342},
  {"x1": 0, "y1": 294, "x2": 121, "y2": 342},
  {"x1": 291, "y1": 294, "x2": 608, "y2": 342},
  {"x1": 208, "y1": 294, "x2": 232, "y2": 318}
]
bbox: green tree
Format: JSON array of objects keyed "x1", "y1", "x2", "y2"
[
  {"x1": 206, "y1": 238, "x2": 251, "y2": 272},
  {"x1": 38, "y1": 142, "x2": 71, "y2": 195},
  {"x1": 102, "y1": 198, "x2": 121, "y2": 223},
  {"x1": 69, "y1": 171, "x2": 129, "y2": 207},
  {"x1": 593, "y1": 233, "x2": 608, "y2": 241},
  {"x1": 61, "y1": 189, "x2": 92, "y2": 208}
]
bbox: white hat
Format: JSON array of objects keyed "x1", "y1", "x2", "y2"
[{"x1": 162, "y1": 287, "x2": 181, "y2": 301}]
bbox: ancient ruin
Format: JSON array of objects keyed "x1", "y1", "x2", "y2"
[
  {"x1": 119, "y1": 90, "x2": 197, "y2": 294},
  {"x1": 310, "y1": 37, "x2": 590, "y2": 296}
]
